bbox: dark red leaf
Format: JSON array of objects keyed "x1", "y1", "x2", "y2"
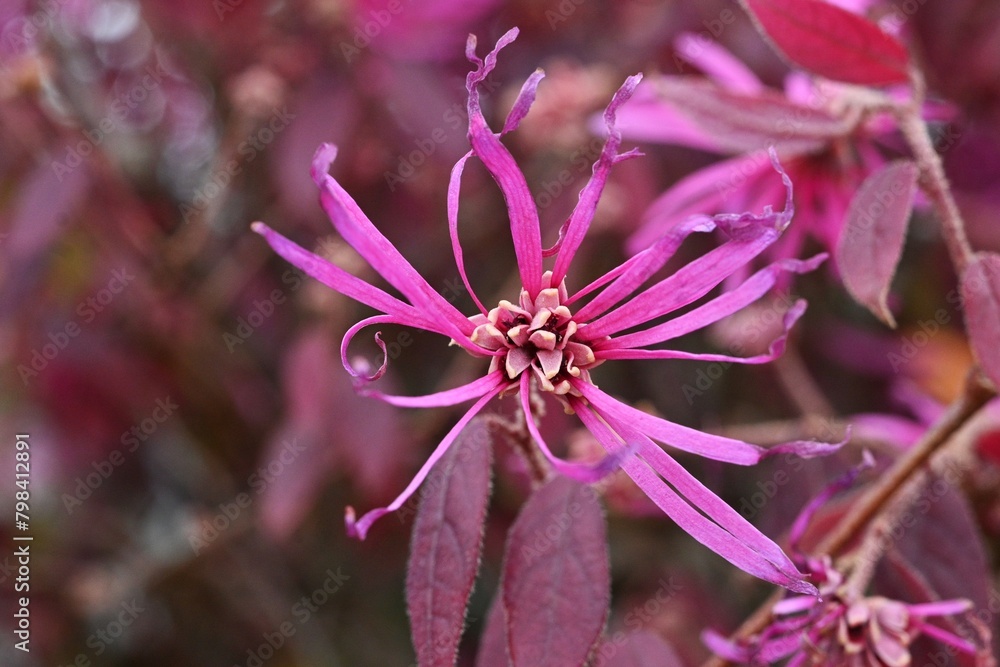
[
  {"x1": 502, "y1": 476, "x2": 610, "y2": 667},
  {"x1": 595, "y1": 630, "x2": 685, "y2": 667},
  {"x1": 406, "y1": 417, "x2": 494, "y2": 667},
  {"x1": 656, "y1": 77, "x2": 851, "y2": 154},
  {"x1": 962, "y1": 253, "x2": 1000, "y2": 390},
  {"x1": 475, "y1": 595, "x2": 509, "y2": 667},
  {"x1": 741, "y1": 0, "x2": 911, "y2": 86},
  {"x1": 836, "y1": 160, "x2": 918, "y2": 327},
  {"x1": 874, "y1": 473, "x2": 995, "y2": 663}
]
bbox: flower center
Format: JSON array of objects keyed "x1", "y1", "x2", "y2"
[{"x1": 469, "y1": 273, "x2": 601, "y2": 395}]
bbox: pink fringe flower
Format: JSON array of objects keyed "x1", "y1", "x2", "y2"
[{"x1": 253, "y1": 28, "x2": 840, "y2": 594}]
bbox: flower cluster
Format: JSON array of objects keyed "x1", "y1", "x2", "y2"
[
  {"x1": 254, "y1": 28, "x2": 840, "y2": 593},
  {"x1": 706, "y1": 556, "x2": 977, "y2": 666}
]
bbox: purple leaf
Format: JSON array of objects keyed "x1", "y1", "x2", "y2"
[
  {"x1": 475, "y1": 595, "x2": 509, "y2": 667},
  {"x1": 595, "y1": 630, "x2": 685, "y2": 667},
  {"x1": 502, "y1": 476, "x2": 610, "y2": 667},
  {"x1": 873, "y1": 473, "x2": 995, "y2": 663},
  {"x1": 836, "y1": 160, "x2": 918, "y2": 327},
  {"x1": 962, "y1": 253, "x2": 1000, "y2": 390},
  {"x1": 654, "y1": 77, "x2": 851, "y2": 155},
  {"x1": 740, "y1": 0, "x2": 911, "y2": 86},
  {"x1": 406, "y1": 417, "x2": 494, "y2": 667}
]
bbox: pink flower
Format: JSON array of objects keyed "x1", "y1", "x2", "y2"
[
  {"x1": 253, "y1": 28, "x2": 839, "y2": 594},
  {"x1": 614, "y1": 33, "x2": 950, "y2": 264},
  {"x1": 705, "y1": 455, "x2": 982, "y2": 665},
  {"x1": 706, "y1": 557, "x2": 978, "y2": 666}
]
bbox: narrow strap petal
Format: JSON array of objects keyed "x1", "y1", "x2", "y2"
[
  {"x1": 340, "y1": 315, "x2": 404, "y2": 385},
  {"x1": 569, "y1": 214, "x2": 717, "y2": 322},
  {"x1": 310, "y1": 144, "x2": 476, "y2": 340},
  {"x1": 252, "y1": 222, "x2": 430, "y2": 326},
  {"x1": 914, "y1": 620, "x2": 978, "y2": 655},
  {"x1": 625, "y1": 152, "x2": 771, "y2": 255},
  {"x1": 466, "y1": 29, "x2": 543, "y2": 299},
  {"x1": 517, "y1": 373, "x2": 628, "y2": 483},
  {"x1": 550, "y1": 74, "x2": 642, "y2": 285},
  {"x1": 447, "y1": 151, "x2": 488, "y2": 316},
  {"x1": 598, "y1": 255, "x2": 825, "y2": 350},
  {"x1": 502, "y1": 69, "x2": 545, "y2": 135},
  {"x1": 575, "y1": 380, "x2": 842, "y2": 465},
  {"x1": 618, "y1": 419, "x2": 801, "y2": 575},
  {"x1": 572, "y1": 399, "x2": 816, "y2": 594},
  {"x1": 339, "y1": 315, "x2": 493, "y2": 387},
  {"x1": 582, "y1": 226, "x2": 780, "y2": 339},
  {"x1": 788, "y1": 448, "x2": 871, "y2": 551},
  {"x1": 345, "y1": 385, "x2": 503, "y2": 540},
  {"x1": 363, "y1": 370, "x2": 509, "y2": 408}
]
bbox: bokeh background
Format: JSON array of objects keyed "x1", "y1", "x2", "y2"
[{"x1": 2, "y1": 0, "x2": 1000, "y2": 665}]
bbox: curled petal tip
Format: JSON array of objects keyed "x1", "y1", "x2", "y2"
[
  {"x1": 344, "y1": 506, "x2": 362, "y2": 539},
  {"x1": 310, "y1": 143, "x2": 339, "y2": 185},
  {"x1": 250, "y1": 221, "x2": 268, "y2": 235}
]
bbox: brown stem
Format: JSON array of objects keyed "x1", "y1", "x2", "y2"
[
  {"x1": 896, "y1": 71, "x2": 974, "y2": 275},
  {"x1": 813, "y1": 370, "x2": 993, "y2": 557}
]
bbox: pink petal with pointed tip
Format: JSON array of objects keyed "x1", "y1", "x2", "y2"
[
  {"x1": 465, "y1": 29, "x2": 543, "y2": 299},
  {"x1": 310, "y1": 144, "x2": 477, "y2": 343},
  {"x1": 576, "y1": 381, "x2": 840, "y2": 465},
  {"x1": 518, "y1": 374, "x2": 626, "y2": 483},
  {"x1": 550, "y1": 74, "x2": 642, "y2": 285},
  {"x1": 345, "y1": 386, "x2": 503, "y2": 540},
  {"x1": 600, "y1": 255, "x2": 824, "y2": 350},
  {"x1": 363, "y1": 371, "x2": 508, "y2": 408},
  {"x1": 252, "y1": 222, "x2": 429, "y2": 326},
  {"x1": 573, "y1": 401, "x2": 816, "y2": 594}
]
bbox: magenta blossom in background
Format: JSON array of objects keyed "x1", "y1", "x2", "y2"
[
  {"x1": 615, "y1": 33, "x2": 948, "y2": 266},
  {"x1": 253, "y1": 28, "x2": 840, "y2": 594},
  {"x1": 706, "y1": 454, "x2": 981, "y2": 666},
  {"x1": 706, "y1": 556, "x2": 978, "y2": 666}
]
